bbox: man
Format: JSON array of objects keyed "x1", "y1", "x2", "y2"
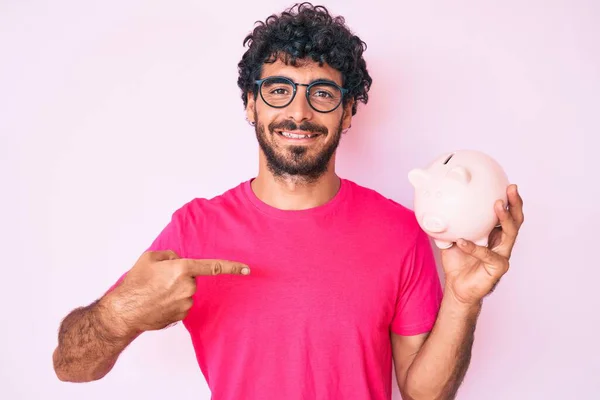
[{"x1": 52, "y1": 3, "x2": 524, "y2": 399}]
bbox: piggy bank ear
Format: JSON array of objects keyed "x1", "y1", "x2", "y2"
[
  {"x1": 446, "y1": 166, "x2": 471, "y2": 184},
  {"x1": 408, "y1": 168, "x2": 430, "y2": 188}
]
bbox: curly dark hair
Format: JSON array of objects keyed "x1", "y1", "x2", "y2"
[{"x1": 237, "y1": 2, "x2": 372, "y2": 116}]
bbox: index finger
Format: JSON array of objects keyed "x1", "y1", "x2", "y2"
[
  {"x1": 493, "y1": 199, "x2": 518, "y2": 258},
  {"x1": 183, "y1": 259, "x2": 251, "y2": 276}
]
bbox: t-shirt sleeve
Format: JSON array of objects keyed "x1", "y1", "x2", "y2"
[
  {"x1": 104, "y1": 206, "x2": 187, "y2": 294},
  {"x1": 390, "y1": 227, "x2": 443, "y2": 336}
]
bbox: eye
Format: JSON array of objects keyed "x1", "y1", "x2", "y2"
[
  {"x1": 312, "y1": 90, "x2": 333, "y2": 98},
  {"x1": 435, "y1": 191, "x2": 442, "y2": 198},
  {"x1": 270, "y1": 87, "x2": 289, "y2": 95},
  {"x1": 423, "y1": 190, "x2": 430, "y2": 197}
]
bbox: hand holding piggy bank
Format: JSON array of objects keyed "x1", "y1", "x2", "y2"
[{"x1": 408, "y1": 149, "x2": 509, "y2": 249}]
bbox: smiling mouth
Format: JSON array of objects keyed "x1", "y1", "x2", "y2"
[{"x1": 276, "y1": 130, "x2": 321, "y2": 139}]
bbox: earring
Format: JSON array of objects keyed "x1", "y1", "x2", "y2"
[{"x1": 246, "y1": 118, "x2": 255, "y2": 126}]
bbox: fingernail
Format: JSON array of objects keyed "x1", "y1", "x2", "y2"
[{"x1": 241, "y1": 267, "x2": 250, "y2": 275}]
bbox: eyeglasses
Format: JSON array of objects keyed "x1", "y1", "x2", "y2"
[{"x1": 254, "y1": 76, "x2": 349, "y2": 113}]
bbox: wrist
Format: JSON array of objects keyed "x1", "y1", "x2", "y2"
[
  {"x1": 442, "y1": 285, "x2": 483, "y2": 318},
  {"x1": 97, "y1": 291, "x2": 141, "y2": 341}
]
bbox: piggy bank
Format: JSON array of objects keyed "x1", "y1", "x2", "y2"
[{"x1": 408, "y1": 149, "x2": 509, "y2": 249}]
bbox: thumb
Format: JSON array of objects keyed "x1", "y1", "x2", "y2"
[{"x1": 149, "y1": 250, "x2": 180, "y2": 261}]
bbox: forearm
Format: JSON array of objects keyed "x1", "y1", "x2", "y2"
[
  {"x1": 404, "y1": 292, "x2": 482, "y2": 400},
  {"x1": 52, "y1": 294, "x2": 137, "y2": 382}
]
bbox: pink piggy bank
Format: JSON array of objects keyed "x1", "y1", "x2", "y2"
[{"x1": 408, "y1": 149, "x2": 509, "y2": 249}]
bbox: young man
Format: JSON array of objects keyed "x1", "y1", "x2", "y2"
[{"x1": 52, "y1": 3, "x2": 524, "y2": 399}]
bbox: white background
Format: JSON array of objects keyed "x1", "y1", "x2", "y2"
[{"x1": 1, "y1": 0, "x2": 598, "y2": 399}]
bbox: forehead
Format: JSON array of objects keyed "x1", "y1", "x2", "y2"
[{"x1": 260, "y1": 57, "x2": 343, "y2": 86}]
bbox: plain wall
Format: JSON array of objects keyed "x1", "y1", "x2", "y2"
[{"x1": 1, "y1": 0, "x2": 598, "y2": 399}]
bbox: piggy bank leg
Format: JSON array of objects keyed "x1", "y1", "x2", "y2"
[{"x1": 434, "y1": 239, "x2": 453, "y2": 249}]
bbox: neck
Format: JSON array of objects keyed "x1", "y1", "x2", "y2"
[{"x1": 251, "y1": 156, "x2": 341, "y2": 211}]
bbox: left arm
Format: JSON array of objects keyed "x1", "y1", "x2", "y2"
[
  {"x1": 392, "y1": 296, "x2": 481, "y2": 400},
  {"x1": 393, "y1": 184, "x2": 524, "y2": 399}
]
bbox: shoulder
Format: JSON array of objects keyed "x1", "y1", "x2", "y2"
[
  {"x1": 168, "y1": 181, "x2": 248, "y2": 227},
  {"x1": 343, "y1": 178, "x2": 423, "y2": 241}
]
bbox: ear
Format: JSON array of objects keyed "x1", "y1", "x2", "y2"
[
  {"x1": 408, "y1": 168, "x2": 430, "y2": 188},
  {"x1": 341, "y1": 99, "x2": 354, "y2": 130},
  {"x1": 246, "y1": 92, "x2": 256, "y2": 124},
  {"x1": 446, "y1": 166, "x2": 471, "y2": 184}
]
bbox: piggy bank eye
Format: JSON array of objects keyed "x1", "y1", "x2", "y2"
[
  {"x1": 435, "y1": 191, "x2": 443, "y2": 198},
  {"x1": 423, "y1": 190, "x2": 430, "y2": 197}
]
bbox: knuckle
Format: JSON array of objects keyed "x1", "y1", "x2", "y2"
[
  {"x1": 165, "y1": 250, "x2": 179, "y2": 260},
  {"x1": 212, "y1": 261, "x2": 223, "y2": 275},
  {"x1": 184, "y1": 297, "x2": 194, "y2": 310},
  {"x1": 184, "y1": 281, "x2": 197, "y2": 297},
  {"x1": 489, "y1": 279, "x2": 501, "y2": 294}
]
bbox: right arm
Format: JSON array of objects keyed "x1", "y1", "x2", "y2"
[
  {"x1": 51, "y1": 251, "x2": 250, "y2": 383},
  {"x1": 52, "y1": 291, "x2": 138, "y2": 382}
]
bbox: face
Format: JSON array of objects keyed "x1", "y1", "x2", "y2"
[{"x1": 246, "y1": 58, "x2": 353, "y2": 183}]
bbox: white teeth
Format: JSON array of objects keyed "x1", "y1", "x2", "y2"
[{"x1": 281, "y1": 131, "x2": 315, "y2": 139}]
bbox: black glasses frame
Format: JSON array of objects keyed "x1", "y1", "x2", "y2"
[{"x1": 254, "y1": 76, "x2": 349, "y2": 113}]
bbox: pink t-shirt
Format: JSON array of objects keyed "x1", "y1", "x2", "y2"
[{"x1": 110, "y1": 178, "x2": 443, "y2": 399}]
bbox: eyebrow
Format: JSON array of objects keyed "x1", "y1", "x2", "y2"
[{"x1": 267, "y1": 74, "x2": 341, "y2": 86}]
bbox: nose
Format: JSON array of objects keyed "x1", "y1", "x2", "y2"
[
  {"x1": 286, "y1": 86, "x2": 314, "y2": 123},
  {"x1": 422, "y1": 215, "x2": 448, "y2": 233}
]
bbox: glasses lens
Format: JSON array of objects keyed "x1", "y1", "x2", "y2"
[
  {"x1": 308, "y1": 83, "x2": 343, "y2": 112},
  {"x1": 260, "y1": 77, "x2": 294, "y2": 107}
]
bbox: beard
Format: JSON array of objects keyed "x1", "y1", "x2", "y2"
[{"x1": 254, "y1": 111, "x2": 344, "y2": 183}]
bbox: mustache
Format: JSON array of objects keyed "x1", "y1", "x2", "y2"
[{"x1": 268, "y1": 120, "x2": 328, "y2": 135}]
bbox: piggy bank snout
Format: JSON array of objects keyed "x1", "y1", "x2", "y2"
[{"x1": 421, "y1": 214, "x2": 448, "y2": 233}]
